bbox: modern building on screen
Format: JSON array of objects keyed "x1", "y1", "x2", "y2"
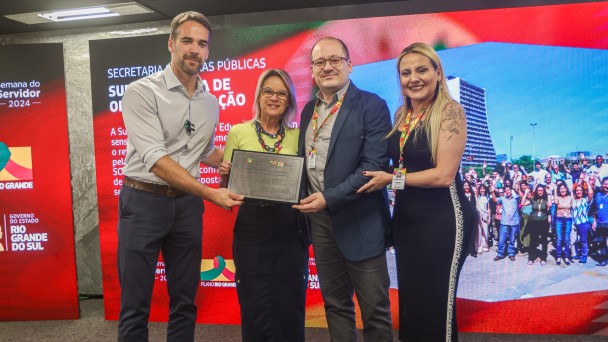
[{"x1": 447, "y1": 76, "x2": 497, "y2": 169}]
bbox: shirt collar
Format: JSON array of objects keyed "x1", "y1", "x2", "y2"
[
  {"x1": 315, "y1": 80, "x2": 350, "y2": 106},
  {"x1": 163, "y1": 64, "x2": 205, "y2": 93}
]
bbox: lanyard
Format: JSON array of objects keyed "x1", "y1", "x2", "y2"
[
  {"x1": 311, "y1": 92, "x2": 346, "y2": 146},
  {"x1": 398, "y1": 104, "x2": 429, "y2": 168}
]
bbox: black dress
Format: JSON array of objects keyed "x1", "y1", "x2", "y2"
[
  {"x1": 389, "y1": 129, "x2": 474, "y2": 342},
  {"x1": 233, "y1": 201, "x2": 308, "y2": 342}
]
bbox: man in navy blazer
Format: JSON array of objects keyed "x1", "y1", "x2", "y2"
[{"x1": 293, "y1": 37, "x2": 393, "y2": 340}]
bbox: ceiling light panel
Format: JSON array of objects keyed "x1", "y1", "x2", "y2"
[{"x1": 5, "y1": 2, "x2": 154, "y2": 25}]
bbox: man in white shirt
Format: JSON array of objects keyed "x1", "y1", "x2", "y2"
[
  {"x1": 117, "y1": 12, "x2": 243, "y2": 341},
  {"x1": 588, "y1": 155, "x2": 608, "y2": 180},
  {"x1": 530, "y1": 161, "x2": 549, "y2": 188}
]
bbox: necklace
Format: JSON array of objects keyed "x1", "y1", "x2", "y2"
[
  {"x1": 257, "y1": 124, "x2": 280, "y2": 139},
  {"x1": 255, "y1": 121, "x2": 285, "y2": 153}
]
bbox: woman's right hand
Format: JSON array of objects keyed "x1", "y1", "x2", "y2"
[
  {"x1": 357, "y1": 171, "x2": 393, "y2": 194},
  {"x1": 218, "y1": 161, "x2": 232, "y2": 176}
]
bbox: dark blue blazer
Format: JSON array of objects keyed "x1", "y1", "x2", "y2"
[{"x1": 298, "y1": 82, "x2": 392, "y2": 261}]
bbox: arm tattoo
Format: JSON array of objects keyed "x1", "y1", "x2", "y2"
[{"x1": 440, "y1": 102, "x2": 465, "y2": 141}]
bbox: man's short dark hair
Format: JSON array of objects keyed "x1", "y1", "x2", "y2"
[
  {"x1": 170, "y1": 11, "x2": 212, "y2": 40},
  {"x1": 310, "y1": 37, "x2": 350, "y2": 61}
]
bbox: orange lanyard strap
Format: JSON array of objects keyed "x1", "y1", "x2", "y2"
[
  {"x1": 311, "y1": 92, "x2": 346, "y2": 146},
  {"x1": 398, "y1": 104, "x2": 429, "y2": 168}
]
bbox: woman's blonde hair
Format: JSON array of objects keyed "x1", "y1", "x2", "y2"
[
  {"x1": 390, "y1": 42, "x2": 456, "y2": 166},
  {"x1": 250, "y1": 68, "x2": 297, "y2": 130}
]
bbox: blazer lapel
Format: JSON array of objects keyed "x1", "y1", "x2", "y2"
[{"x1": 298, "y1": 103, "x2": 314, "y2": 155}]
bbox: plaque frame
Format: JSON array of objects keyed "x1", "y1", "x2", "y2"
[{"x1": 227, "y1": 149, "x2": 304, "y2": 203}]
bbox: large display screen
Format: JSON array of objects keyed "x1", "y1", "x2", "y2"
[
  {"x1": 92, "y1": 2, "x2": 608, "y2": 334},
  {"x1": 0, "y1": 43, "x2": 79, "y2": 320}
]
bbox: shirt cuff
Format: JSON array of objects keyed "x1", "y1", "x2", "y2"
[{"x1": 142, "y1": 146, "x2": 168, "y2": 171}]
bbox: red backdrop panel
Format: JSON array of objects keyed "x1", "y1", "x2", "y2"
[{"x1": 0, "y1": 43, "x2": 79, "y2": 321}]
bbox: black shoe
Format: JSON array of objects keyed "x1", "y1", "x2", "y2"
[
  {"x1": 508, "y1": 255, "x2": 516, "y2": 261},
  {"x1": 556, "y1": 259, "x2": 561, "y2": 265},
  {"x1": 596, "y1": 260, "x2": 608, "y2": 267},
  {"x1": 563, "y1": 258, "x2": 571, "y2": 266},
  {"x1": 494, "y1": 256, "x2": 504, "y2": 261}
]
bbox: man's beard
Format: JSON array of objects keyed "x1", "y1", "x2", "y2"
[{"x1": 179, "y1": 53, "x2": 202, "y2": 75}]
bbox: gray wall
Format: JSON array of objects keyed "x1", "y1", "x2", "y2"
[{"x1": 0, "y1": 0, "x2": 588, "y2": 294}]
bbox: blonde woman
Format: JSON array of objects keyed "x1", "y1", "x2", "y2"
[{"x1": 358, "y1": 43, "x2": 474, "y2": 342}]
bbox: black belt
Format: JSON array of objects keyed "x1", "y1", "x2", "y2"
[{"x1": 124, "y1": 176, "x2": 186, "y2": 197}]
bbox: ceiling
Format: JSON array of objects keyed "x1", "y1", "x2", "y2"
[{"x1": 0, "y1": 0, "x2": 410, "y2": 35}]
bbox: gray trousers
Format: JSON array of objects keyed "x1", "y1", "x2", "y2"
[
  {"x1": 308, "y1": 210, "x2": 393, "y2": 341},
  {"x1": 117, "y1": 186, "x2": 204, "y2": 342}
]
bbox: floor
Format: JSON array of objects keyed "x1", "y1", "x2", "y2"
[{"x1": 0, "y1": 298, "x2": 606, "y2": 341}]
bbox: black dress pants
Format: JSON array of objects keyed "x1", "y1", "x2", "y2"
[{"x1": 117, "y1": 186, "x2": 204, "y2": 342}]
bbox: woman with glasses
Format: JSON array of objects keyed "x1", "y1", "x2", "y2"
[
  {"x1": 358, "y1": 43, "x2": 474, "y2": 342},
  {"x1": 218, "y1": 69, "x2": 308, "y2": 342}
]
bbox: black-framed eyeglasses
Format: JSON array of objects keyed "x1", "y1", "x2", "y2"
[
  {"x1": 260, "y1": 87, "x2": 289, "y2": 100},
  {"x1": 311, "y1": 56, "x2": 348, "y2": 69}
]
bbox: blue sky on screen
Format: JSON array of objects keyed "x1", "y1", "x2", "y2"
[{"x1": 351, "y1": 42, "x2": 608, "y2": 159}]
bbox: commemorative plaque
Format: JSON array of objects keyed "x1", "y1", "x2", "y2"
[{"x1": 227, "y1": 149, "x2": 304, "y2": 203}]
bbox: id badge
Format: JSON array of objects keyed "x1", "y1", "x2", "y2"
[
  {"x1": 601, "y1": 203, "x2": 604, "y2": 210},
  {"x1": 308, "y1": 150, "x2": 317, "y2": 169},
  {"x1": 392, "y1": 168, "x2": 405, "y2": 190},
  {"x1": 538, "y1": 211, "x2": 542, "y2": 217}
]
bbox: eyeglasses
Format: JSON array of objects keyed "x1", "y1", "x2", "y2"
[
  {"x1": 260, "y1": 87, "x2": 289, "y2": 100},
  {"x1": 311, "y1": 56, "x2": 348, "y2": 69}
]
